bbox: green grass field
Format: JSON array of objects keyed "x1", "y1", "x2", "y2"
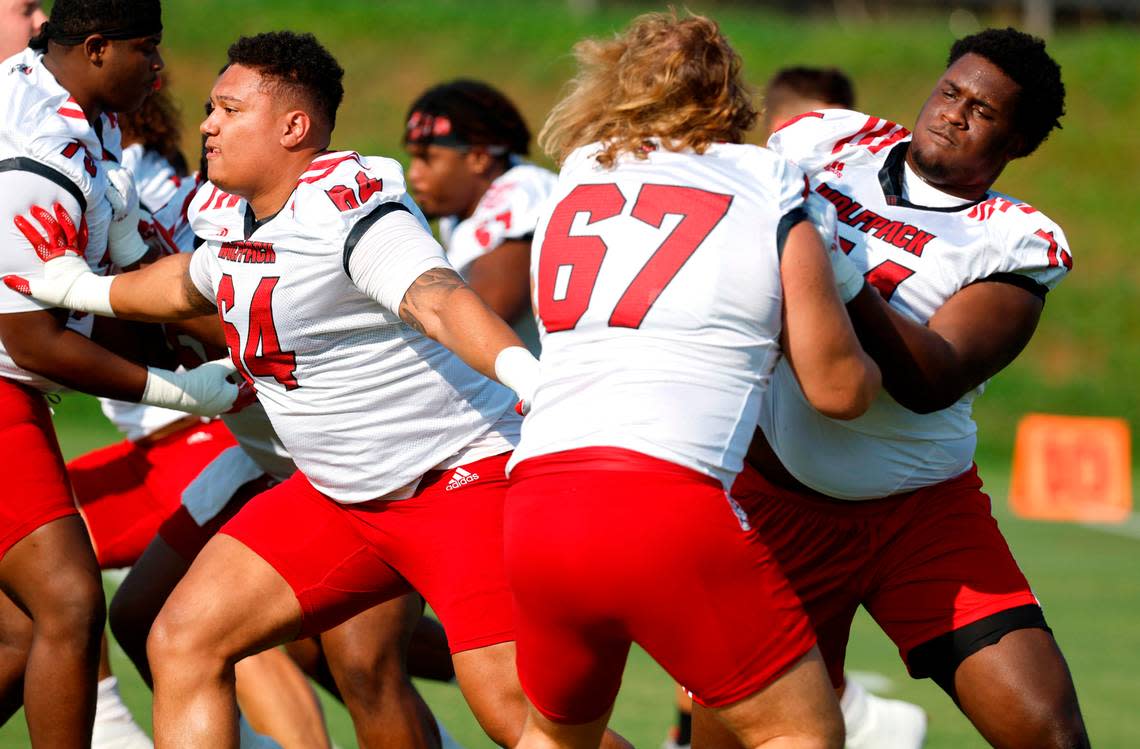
[{"x1": 2, "y1": 1, "x2": 1137, "y2": 746}]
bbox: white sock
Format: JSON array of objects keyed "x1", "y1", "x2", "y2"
[
  {"x1": 92, "y1": 677, "x2": 153, "y2": 749},
  {"x1": 841, "y1": 676, "x2": 927, "y2": 749},
  {"x1": 237, "y1": 715, "x2": 283, "y2": 749}
]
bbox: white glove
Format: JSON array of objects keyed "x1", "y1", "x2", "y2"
[
  {"x1": 104, "y1": 163, "x2": 150, "y2": 268},
  {"x1": 141, "y1": 358, "x2": 249, "y2": 416},
  {"x1": 494, "y1": 345, "x2": 539, "y2": 415},
  {"x1": 804, "y1": 192, "x2": 864, "y2": 303},
  {"x1": 3, "y1": 202, "x2": 115, "y2": 315}
]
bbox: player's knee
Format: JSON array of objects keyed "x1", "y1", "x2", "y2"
[
  {"x1": 470, "y1": 683, "x2": 528, "y2": 747},
  {"x1": 32, "y1": 571, "x2": 105, "y2": 646},
  {"x1": 146, "y1": 601, "x2": 225, "y2": 677},
  {"x1": 1021, "y1": 700, "x2": 1089, "y2": 749},
  {"x1": 331, "y1": 648, "x2": 401, "y2": 705}
]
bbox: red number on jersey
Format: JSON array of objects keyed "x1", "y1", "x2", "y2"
[
  {"x1": 537, "y1": 184, "x2": 732, "y2": 332},
  {"x1": 536, "y1": 183, "x2": 625, "y2": 333},
  {"x1": 864, "y1": 259, "x2": 916, "y2": 301},
  {"x1": 217, "y1": 274, "x2": 299, "y2": 390}
]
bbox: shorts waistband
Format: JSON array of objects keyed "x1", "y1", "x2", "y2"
[
  {"x1": 737, "y1": 463, "x2": 981, "y2": 517},
  {"x1": 512, "y1": 447, "x2": 721, "y2": 488}
]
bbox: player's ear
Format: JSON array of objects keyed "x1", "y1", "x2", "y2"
[
  {"x1": 280, "y1": 109, "x2": 311, "y2": 149},
  {"x1": 465, "y1": 147, "x2": 497, "y2": 177},
  {"x1": 84, "y1": 34, "x2": 109, "y2": 65}
]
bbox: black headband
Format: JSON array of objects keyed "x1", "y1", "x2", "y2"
[
  {"x1": 404, "y1": 109, "x2": 508, "y2": 154},
  {"x1": 39, "y1": 19, "x2": 162, "y2": 47}
]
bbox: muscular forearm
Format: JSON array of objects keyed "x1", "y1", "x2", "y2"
[
  {"x1": 11, "y1": 323, "x2": 147, "y2": 401},
  {"x1": 845, "y1": 285, "x2": 967, "y2": 413},
  {"x1": 109, "y1": 253, "x2": 215, "y2": 322},
  {"x1": 414, "y1": 285, "x2": 525, "y2": 381}
]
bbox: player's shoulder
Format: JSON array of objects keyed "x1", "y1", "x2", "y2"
[
  {"x1": 767, "y1": 108, "x2": 910, "y2": 174},
  {"x1": 0, "y1": 51, "x2": 107, "y2": 206},
  {"x1": 974, "y1": 189, "x2": 1072, "y2": 290},
  {"x1": 289, "y1": 151, "x2": 412, "y2": 232},
  {"x1": 187, "y1": 180, "x2": 244, "y2": 240},
  {"x1": 704, "y1": 142, "x2": 810, "y2": 205},
  {"x1": 476, "y1": 160, "x2": 557, "y2": 216}
]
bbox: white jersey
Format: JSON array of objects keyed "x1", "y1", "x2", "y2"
[
  {"x1": 120, "y1": 143, "x2": 181, "y2": 213},
  {"x1": 438, "y1": 159, "x2": 556, "y2": 274},
  {"x1": 188, "y1": 151, "x2": 517, "y2": 502},
  {"x1": 99, "y1": 150, "x2": 202, "y2": 441},
  {"x1": 509, "y1": 142, "x2": 810, "y2": 488},
  {"x1": 762, "y1": 109, "x2": 1072, "y2": 499},
  {"x1": 0, "y1": 49, "x2": 119, "y2": 392}
]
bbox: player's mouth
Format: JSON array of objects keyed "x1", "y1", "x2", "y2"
[
  {"x1": 204, "y1": 144, "x2": 221, "y2": 159},
  {"x1": 927, "y1": 128, "x2": 956, "y2": 147}
]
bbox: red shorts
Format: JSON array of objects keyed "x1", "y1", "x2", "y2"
[
  {"x1": 0, "y1": 378, "x2": 78, "y2": 560},
  {"x1": 220, "y1": 452, "x2": 515, "y2": 651},
  {"x1": 732, "y1": 463, "x2": 1039, "y2": 685},
  {"x1": 505, "y1": 448, "x2": 816, "y2": 724},
  {"x1": 69, "y1": 419, "x2": 236, "y2": 568}
]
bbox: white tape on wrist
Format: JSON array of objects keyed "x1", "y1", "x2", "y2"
[
  {"x1": 141, "y1": 359, "x2": 239, "y2": 416},
  {"x1": 494, "y1": 345, "x2": 539, "y2": 404},
  {"x1": 831, "y1": 248, "x2": 866, "y2": 304},
  {"x1": 37, "y1": 255, "x2": 116, "y2": 316}
]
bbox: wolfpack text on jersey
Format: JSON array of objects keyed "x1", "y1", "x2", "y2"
[{"x1": 761, "y1": 109, "x2": 1072, "y2": 499}]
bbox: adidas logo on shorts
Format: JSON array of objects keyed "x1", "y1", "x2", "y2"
[{"x1": 445, "y1": 466, "x2": 479, "y2": 491}]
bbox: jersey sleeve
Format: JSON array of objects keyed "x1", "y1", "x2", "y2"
[
  {"x1": 767, "y1": 108, "x2": 910, "y2": 177},
  {"x1": 477, "y1": 165, "x2": 557, "y2": 245},
  {"x1": 0, "y1": 168, "x2": 86, "y2": 314},
  {"x1": 346, "y1": 208, "x2": 452, "y2": 315},
  {"x1": 187, "y1": 242, "x2": 219, "y2": 301},
  {"x1": 985, "y1": 213, "x2": 1072, "y2": 296}
]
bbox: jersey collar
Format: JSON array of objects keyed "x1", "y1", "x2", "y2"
[{"x1": 878, "y1": 142, "x2": 989, "y2": 213}]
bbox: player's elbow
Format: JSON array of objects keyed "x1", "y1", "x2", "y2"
[{"x1": 802, "y1": 353, "x2": 881, "y2": 421}]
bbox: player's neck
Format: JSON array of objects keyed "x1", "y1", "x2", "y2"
[
  {"x1": 245, "y1": 150, "x2": 323, "y2": 221},
  {"x1": 904, "y1": 149, "x2": 998, "y2": 202},
  {"x1": 460, "y1": 164, "x2": 506, "y2": 220},
  {"x1": 42, "y1": 51, "x2": 102, "y2": 124}
]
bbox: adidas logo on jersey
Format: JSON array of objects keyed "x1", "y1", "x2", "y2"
[{"x1": 445, "y1": 467, "x2": 479, "y2": 491}]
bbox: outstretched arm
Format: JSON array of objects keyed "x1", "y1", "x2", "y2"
[
  {"x1": 3, "y1": 202, "x2": 215, "y2": 322},
  {"x1": 109, "y1": 252, "x2": 217, "y2": 321},
  {"x1": 844, "y1": 279, "x2": 1042, "y2": 414},
  {"x1": 347, "y1": 207, "x2": 538, "y2": 403},
  {"x1": 398, "y1": 267, "x2": 527, "y2": 381}
]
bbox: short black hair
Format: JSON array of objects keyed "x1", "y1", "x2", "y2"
[
  {"x1": 948, "y1": 27, "x2": 1065, "y2": 156},
  {"x1": 765, "y1": 67, "x2": 855, "y2": 110},
  {"x1": 226, "y1": 31, "x2": 344, "y2": 130},
  {"x1": 404, "y1": 79, "x2": 531, "y2": 156},
  {"x1": 30, "y1": 0, "x2": 162, "y2": 51}
]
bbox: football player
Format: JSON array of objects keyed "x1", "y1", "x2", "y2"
[
  {"x1": 404, "y1": 79, "x2": 555, "y2": 350},
  {"x1": 695, "y1": 27, "x2": 1088, "y2": 749},
  {"x1": 504, "y1": 11, "x2": 879, "y2": 749},
  {"x1": 5, "y1": 30, "x2": 630, "y2": 749},
  {"x1": 0, "y1": 0, "x2": 242, "y2": 744}
]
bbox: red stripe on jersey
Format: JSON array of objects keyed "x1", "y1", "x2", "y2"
[
  {"x1": 857, "y1": 121, "x2": 896, "y2": 148},
  {"x1": 298, "y1": 152, "x2": 361, "y2": 185},
  {"x1": 772, "y1": 111, "x2": 824, "y2": 134},
  {"x1": 831, "y1": 116, "x2": 880, "y2": 154},
  {"x1": 59, "y1": 108, "x2": 85, "y2": 119},
  {"x1": 869, "y1": 125, "x2": 910, "y2": 154}
]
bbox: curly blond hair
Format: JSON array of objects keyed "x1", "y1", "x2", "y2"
[{"x1": 539, "y1": 10, "x2": 757, "y2": 168}]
